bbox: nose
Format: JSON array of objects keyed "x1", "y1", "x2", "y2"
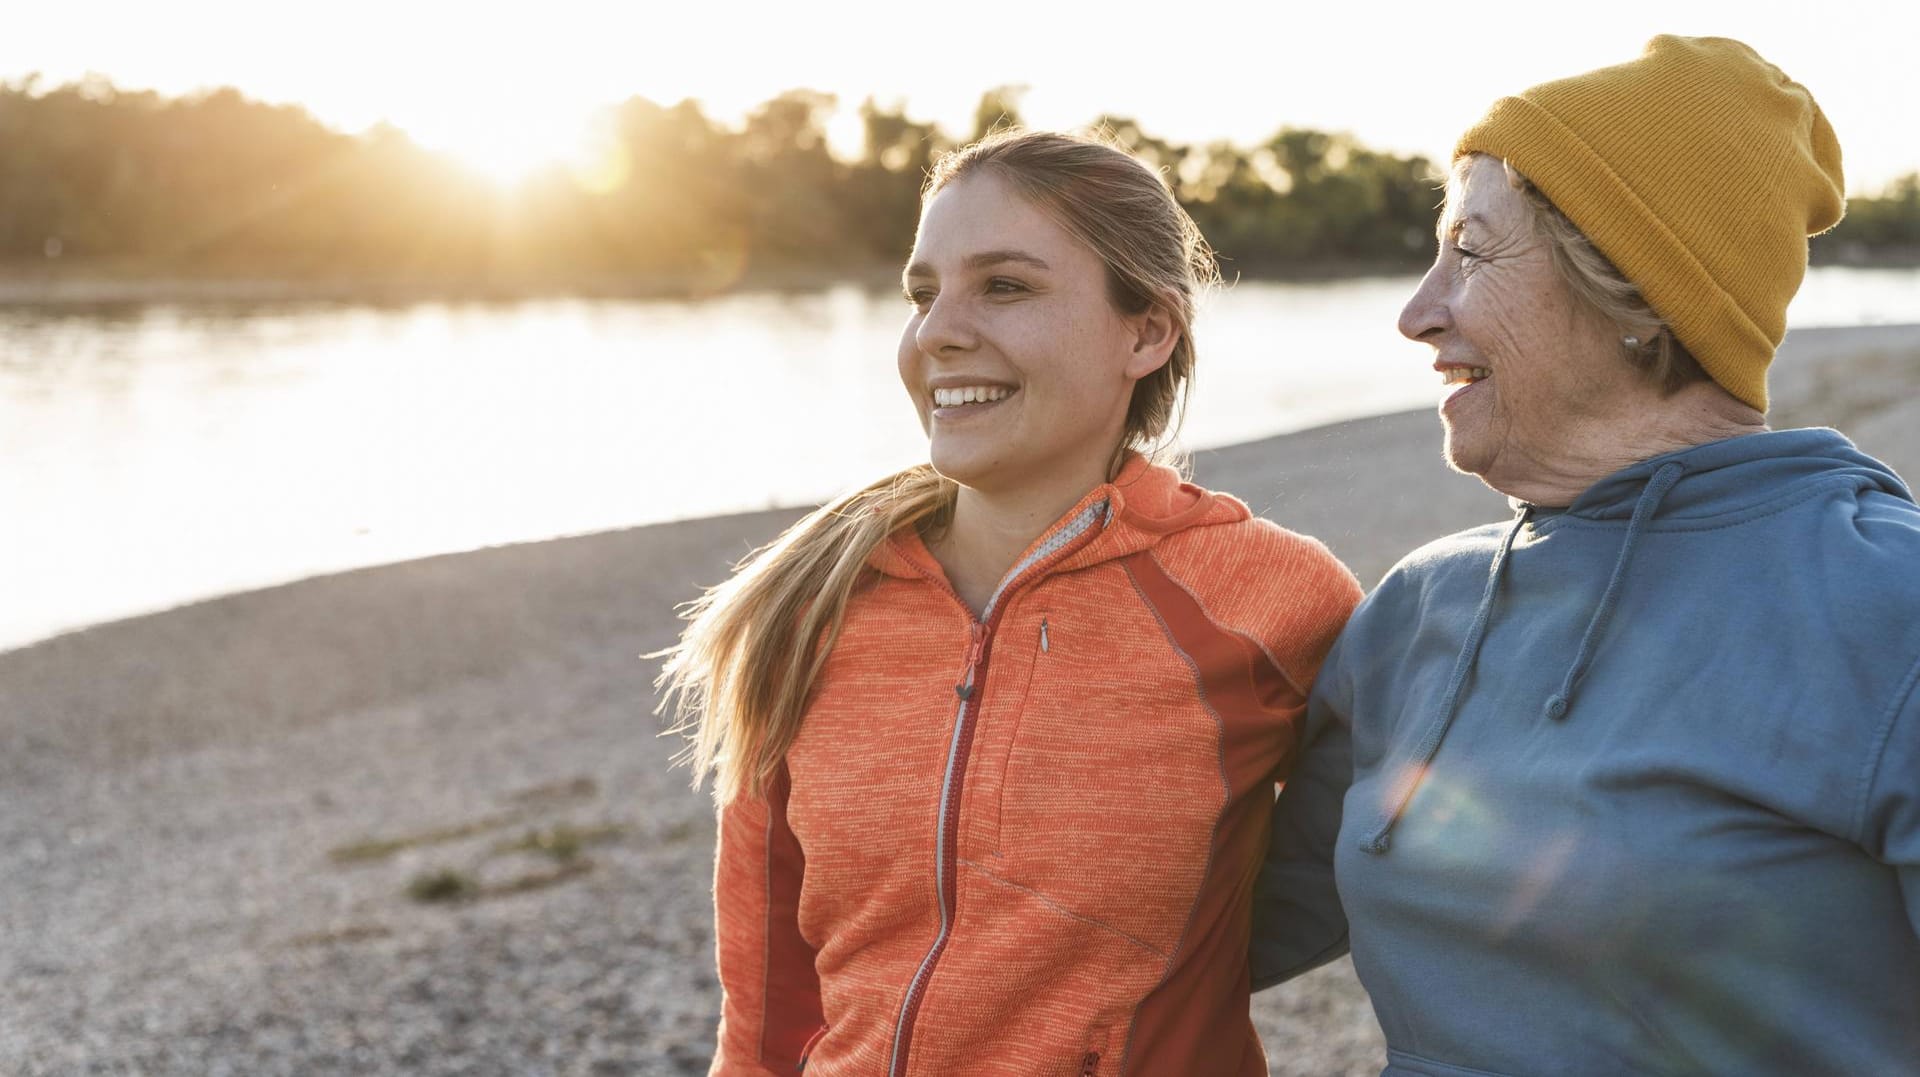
[
  {"x1": 1397, "y1": 260, "x2": 1450, "y2": 344},
  {"x1": 914, "y1": 292, "x2": 976, "y2": 356}
]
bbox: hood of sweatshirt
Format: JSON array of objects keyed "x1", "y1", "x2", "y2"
[
  {"x1": 1360, "y1": 427, "x2": 1914, "y2": 854},
  {"x1": 867, "y1": 451, "x2": 1252, "y2": 587},
  {"x1": 1558, "y1": 426, "x2": 1911, "y2": 522}
]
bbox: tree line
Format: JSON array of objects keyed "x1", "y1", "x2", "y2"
[{"x1": 0, "y1": 77, "x2": 1913, "y2": 292}]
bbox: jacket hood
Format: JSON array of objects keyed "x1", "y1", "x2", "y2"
[
  {"x1": 1362, "y1": 426, "x2": 1912, "y2": 855},
  {"x1": 1558, "y1": 427, "x2": 1913, "y2": 522},
  {"x1": 869, "y1": 451, "x2": 1250, "y2": 582}
]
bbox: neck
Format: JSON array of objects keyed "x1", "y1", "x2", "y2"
[
  {"x1": 931, "y1": 455, "x2": 1117, "y2": 617},
  {"x1": 1488, "y1": 383, "x2": 1769, "y2": 506}
]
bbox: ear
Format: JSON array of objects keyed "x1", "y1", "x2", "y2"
[{"x1": 1122, "y1": 299, "x2": 1179, "y2": 381}]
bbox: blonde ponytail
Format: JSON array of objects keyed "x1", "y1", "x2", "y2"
[{"x1": 656, "y1": 465, "x2": 956, "y2": 803}]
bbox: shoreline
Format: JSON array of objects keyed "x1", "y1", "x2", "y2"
[
  {"x1": 0, "y1": 258, "x2": 1508, "y2": 307},
  {"x1": 3, "y1": 252, "x2": 1912, "y2": 308}
]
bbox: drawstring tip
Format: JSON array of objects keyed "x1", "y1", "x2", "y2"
[
  {"x1": 1543, "y1": 694, "x2": 1569, "y2": 721},
  {"x1": 1361, "y1": 834, "x2": 1391, "y2": 855}
]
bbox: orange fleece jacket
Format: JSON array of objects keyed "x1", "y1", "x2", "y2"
[{"x1": 710, "y1": 455, "x2": 1362, "y2": 1076}]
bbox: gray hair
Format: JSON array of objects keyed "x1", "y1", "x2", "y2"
[{"x1": 1489, "y1": 156, "x2": 1711, "y2": 395}]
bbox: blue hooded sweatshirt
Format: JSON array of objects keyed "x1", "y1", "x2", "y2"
[{"x1": 1316, "y1": 428, "x2": 1920, "y2": 1076}]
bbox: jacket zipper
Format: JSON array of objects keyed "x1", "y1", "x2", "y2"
[
  {"x1": 886, "y1": 611, "x2": 1000, "y2": 1077},
  {"x1": 956, "y1": 622, "x2": 989, "y2": 700},
  {"x1": 886, "y1": 501, "x2": 1109, "y2": 1077}
]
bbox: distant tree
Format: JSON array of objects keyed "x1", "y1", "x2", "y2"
[
  {"x1": 738, "y1": 90, "x2": 845, "y2": 265},
  {"x1": 0, "y1": 77, "x2": 1910, "y2": 288},
  {"x1": 588, "y1": 96, "x2": 750, "y2": 275},
  {"x1": 840, "y1": 99, "x2": 944, "y2": 261},
  {"x1": 859, "y1": 97, "x2": 942, "y2": 175},
  {"x1": 1089, "y1": 114, "x2": 1190, "y2": 190},
  {"x1": 969, "y1": 86, "x2": 1028, "y2": 142},
  {"x1": 1817, "y1": 172, "x2": 1920, "y2": 261}
]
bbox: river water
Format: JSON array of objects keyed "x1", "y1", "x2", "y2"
[{"x1": 3, "y1": 266, "x2": 1915, "y2": 649}]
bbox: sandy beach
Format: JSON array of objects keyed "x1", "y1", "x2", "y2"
[{"x1": 3, "y1": 323, "x2": 1916, "y2": 1075}]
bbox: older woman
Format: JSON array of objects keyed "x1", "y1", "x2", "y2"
[{"x1": 1295, "y1": 36, "x2": 1920, "y2": 1075}]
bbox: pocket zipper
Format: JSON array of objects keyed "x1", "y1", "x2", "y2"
[{"x1": 796, "y1": 1024, "x2": 829, "y2": 1071}]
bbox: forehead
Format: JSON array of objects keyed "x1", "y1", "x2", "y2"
[
  {"x1": 910, "y1": 172, "x2": 1079, "y2": 268},
  {"x1": 1442, "y1": 155, "x2": 1528, "y2": 234}
]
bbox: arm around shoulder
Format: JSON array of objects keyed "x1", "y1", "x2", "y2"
[
  {"x1": 1249, "y1": 528, "x2": 1364, "y2": 989},
  {"x1": 1250, "y1": 630, "x2": 1359, "y2": 989}
]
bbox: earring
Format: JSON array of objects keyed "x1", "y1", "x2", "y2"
[{"x1": 1622, "y1": 335, "x2": 1642, "y2": 349}]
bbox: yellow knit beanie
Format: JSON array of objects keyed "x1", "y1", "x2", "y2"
[{"x1": 1455, "y1": 35, "x2": 1845, "y2": 411}]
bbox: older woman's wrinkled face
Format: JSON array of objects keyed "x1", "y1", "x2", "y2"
[{"x1": 1399, "y1": 155, "x2": 1638, "y2": 488}]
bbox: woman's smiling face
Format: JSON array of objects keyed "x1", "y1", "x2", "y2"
[
  {"x1": 1398, "y1": 155, "x2": 1641, "y2": 490},
  {"x1": 899, "y1": 171, "x2": 1167, "y2": 497}
]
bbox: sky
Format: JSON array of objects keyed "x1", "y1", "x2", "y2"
[{"x1": 7, "y1": 0, "x2": 1918, "y2": 192}]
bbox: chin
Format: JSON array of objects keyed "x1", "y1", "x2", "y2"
[
  {"x1": 927, "y1": 440, "x2": 1001, "y2": 491},
  {"x1": 1440, "y1": 427, "x2": 1492, "y2": 480}
]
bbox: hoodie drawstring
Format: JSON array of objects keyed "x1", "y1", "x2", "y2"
[
  {"x1": 1361, "y1": 507, "x2": 1531, "y2": 855},
  {"x1": 1541, "y1": 461, "x2": 1685, "y2": 721},
  {"x1": 1361, "y1": 460, "x2": 1690, "y2": 855}
]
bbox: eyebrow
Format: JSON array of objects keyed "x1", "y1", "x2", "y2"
[
  {"x1": 1439, "y1": 212, "x2": 1491, "y2": 242},
  {"x1": 903, "y1": 248, "x2": 1052, "y2": 282}
]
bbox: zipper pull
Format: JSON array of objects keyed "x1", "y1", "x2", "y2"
[
  {"x1": 1080, "y1": 1051, "x2": 1101, "y2": 1076},
  {"x1": 1040, "y1": 618, "x2": 1050, "y2": 654},
  {"x1": 797, "y1": 1024, "x2": 829, "y2": 1070},
  {"x1": 955, "y1": 622, "x2": 989, "y2": 700}
]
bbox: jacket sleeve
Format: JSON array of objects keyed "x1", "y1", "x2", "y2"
[
  {"x1": 1250, "y1": 635, "x2": 1355, "y2": 989},
  {"x1": 1860, "y1": 661, "x2": 1920, "y2": 942},
  {"x1": 1250, "y1": 546, "x2": 1363, "y2": 990},
  {"x1": 710, "y1": 762, "x2": 825, "y2": 1075}
]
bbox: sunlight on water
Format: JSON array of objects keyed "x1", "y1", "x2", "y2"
[{"x1": 1, "y1": 266, "x2": 1914, "y2": 649}]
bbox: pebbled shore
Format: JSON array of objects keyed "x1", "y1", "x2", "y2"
[{"x1": 3, "y1": 325, "x2": 1915, "y2": 1075}]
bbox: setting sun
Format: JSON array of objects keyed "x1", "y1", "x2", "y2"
[{"x1": 406, "y1": 102, "x2": 612, "y2": 189}]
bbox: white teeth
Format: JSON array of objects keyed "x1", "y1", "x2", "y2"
[
  {"x1": 1440, "y1": 367, "x2": 1492, "y2": 386},
  {"x1": 933, "y1": 385, "x2": 1013, "y2": 408}
]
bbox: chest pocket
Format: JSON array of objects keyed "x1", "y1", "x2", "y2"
[
  {"x1": 962, "y1": 610, "x2": 1049, "y2": 859},
  {"x1": 981, "y1": 608, "x2": 1230, "y2": 948}
]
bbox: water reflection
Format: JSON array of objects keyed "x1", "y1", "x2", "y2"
[{"x1": 1, "y1": 268, "x2": 1915, "y2": 649}]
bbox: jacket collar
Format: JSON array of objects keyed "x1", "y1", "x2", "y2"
[
  {"x1": 869, "y1": 451, "x2": 1250, "y2": 582},
  {"x1": 1558, "y1": 427, "x2": 1911, "y2": 522}
]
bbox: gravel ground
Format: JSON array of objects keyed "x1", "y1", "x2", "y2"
[{"x1": 3, "y1": 325, "x2": 1914, "y2": 1076}]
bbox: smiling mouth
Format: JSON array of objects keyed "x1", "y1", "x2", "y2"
[
  {"x1": 1439, "y1": 366, "x2": 1491, "y2": 386},
  {"x1": 932, "y1": 385, "x2": 1015, "y2": 410}
]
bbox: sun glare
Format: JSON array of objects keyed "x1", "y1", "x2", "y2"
[
  {"x1": 443, "y1": 135, "x2": 566, "y2": 188},
  {"x1": 410, "y1": 105, "x2": 619, "y2": 191}
]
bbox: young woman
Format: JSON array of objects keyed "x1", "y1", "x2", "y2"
[{"x1": 659, "y1": 129, "x2": 1362, "y2": 1076}]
